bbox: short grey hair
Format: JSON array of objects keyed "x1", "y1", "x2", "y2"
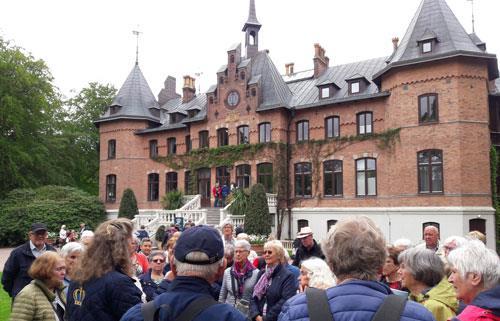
[
  {"x1": 301, "y1": 258, "x2": 336, "y2": 289},
  {"x1": 224, "y1": 244, "x2": 235, "y2": 258},
  {"x1": 447, "y1": 240, "x2": 500, "y2": 289},
  {"x1": 443, "y1": 236, "x2": 467, "y2": 249},
  {"x1": 322, "y1": 216, "x2": 386, "y2": 281},
  {"x1": 148, "y1": 250, "x2": 166, "y2": 262},
  {"x1": 234, "y1": 239, "x2": 251, "y2": 251},
  {"x1": 174, "y1": 251, "x2": 224, "y2": 280},
  {"x1": 60, "y1": 242, "x2": 83, "y2": 257},
  {"x1": 393, "y1": 238, "x2": 412, "y2": 250},
  {"x1": 398, "y1": 247, "x2": 444, "y2": 287}
]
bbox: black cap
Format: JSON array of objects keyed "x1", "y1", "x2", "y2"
[
  {"x1": 30, "y1": 223, "x2": 48, "y2": 233},
  {"x1": 174, "y1": 225, "x2": 224, "y2": 265}
]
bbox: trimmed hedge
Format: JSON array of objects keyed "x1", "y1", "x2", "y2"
[
  {"x1": 244, "y1": 183, "x2": 271, "y2": 236},
  {"x1": 118, "y1": 188, "x2": 139, "y2": 219},
  {"x1": 0, "y1": 185, "x2": 106, "y2": 246}
]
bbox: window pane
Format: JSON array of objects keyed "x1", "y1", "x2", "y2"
[
  {"x1": 367, "y1": 158, "x2": 376, "y2": 170},
  {"x1": 333, "y1": 117, "x2": 339, "y2": 137},
  {"x1": 321, "y1": 87, "x2": 330, "y2": 98},
  {"x1": 419, "y1": 165, "x2": 430, "y2": 192},
  {"x1": 324, "y1": 173, "x2": 333, "y2": 196},
  {"x1": 366, "y1": 113, "x2": 372, "y2": 133},
  {"x1": 418, "y1": 151, "x2": 429, "y2": 165},
  {"x1": 423, "y1": 42, "x2": 432, "y2": 53},
  {"x1": 432, "y1": 166, "x2": 443, "y2": 192},
  {"x1": 351, "y1": 82, "x2": 360, "y2": 93},
  {"x1": 367, "y1": 170, "x2": 376, "y2": 195},
  {"x1": 326, "y1": 118, "x2": 333, "y2": 138},
  {"x1": 297, "y1": 123, "x2": 303, "y2": 141},
  {"x1": 356, "y1": 159, "x2": 365, "y2": 171},
  {"x1": 304, "y1": 174, "x2": 312, "y2": 196},
  {"x1": 334, "y1": 172, "x2": 343, "y2": 195},
  {"x1": 357, "y1": 172, "x2": 366, "y2": 195},
  {"x1": 295, "y1": 174, "x2": 302, "y2": 196}
]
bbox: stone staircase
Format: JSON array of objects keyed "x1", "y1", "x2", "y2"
[{"x1": 205, "y1": 207, "x2": 221, "y2": 226}]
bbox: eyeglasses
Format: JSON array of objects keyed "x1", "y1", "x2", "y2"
[
  {"x1": 264, "y1": 250, "x2": 273, "y2": 255},
  {"x1": 152, "y1": 259, "x2": 165, "y2": 263}
]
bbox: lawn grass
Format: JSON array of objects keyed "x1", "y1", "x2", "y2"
[{"x1": 0, "y1": 272, "x2": 11, "y2": 320}]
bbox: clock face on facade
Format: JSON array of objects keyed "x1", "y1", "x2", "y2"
[{"x1": 226, "y1": 90, "x2": 240, "y2": 108}]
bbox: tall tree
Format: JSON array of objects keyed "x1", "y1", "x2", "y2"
[
  {"x1": 0, "y1": 37, "x2": 68, "y2": 198},
  {"x1": 244, "y1": 183, "x2": 271, "y2": 235},
  {"x1": 64, "y1": 82, "x2": 116, "y2": 195},
  {"x1": 119, "y1": 188, "x2": 139, "y2": 219}
]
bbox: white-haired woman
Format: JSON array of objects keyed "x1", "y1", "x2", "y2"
[
  {"x1": 236, "y1": 233, "x2": 258, "y2": 262},
  {"x1": 447, "y1": 240, "x2": 500, "y2": 321},
  {"x1": 219, "y1": 240, "x2": 259, "y2": 317},
  {"x1": 60, "y1": 242, "x2": 83, "y2": 297},
  {"x1": 298, "y1": 257, "x2": 336, "y2": 292},
  {"x1": 250, "y1": 240, "x2": 296, "y2": 321}
]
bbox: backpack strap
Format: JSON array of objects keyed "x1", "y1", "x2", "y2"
[
  {"x1": 371, "y1": 295, "x2": 407, "y2": 321},
  {"x1": 305, "y1": 288, "x2": 334, "y2": 321},
  {"x1": 174, "y1": 295, "x2": 219, "y2": 321}
]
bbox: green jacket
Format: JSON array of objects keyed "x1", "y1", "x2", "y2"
[
  {"x1": 410, "y1": 278, "x2": 458, "y2": 321},
  {"x1": 10, "y1": 279, "x2": 66, "y2": 321}
]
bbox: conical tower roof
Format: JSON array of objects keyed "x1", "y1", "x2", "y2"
[
  {"x1": 96, "y1": 63, "x2": 160, "y2": 124},
  {"x1": 374, "y1": 0, "x2": 497, "y2": 82},
  {"x1": 242, "y1": 0, "x2": 261, "y2": 31}
]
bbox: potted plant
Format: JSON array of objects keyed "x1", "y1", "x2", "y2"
[{"x1": 248, "y1": 234, "x2": 267, "y2": 255}]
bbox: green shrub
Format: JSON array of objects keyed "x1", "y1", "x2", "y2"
[
  {"x1": 161, "y1": 190, "x2": 184, "y2": 210},
  {"x1": 0, "y1": 185, "x2": 106, "y2": 246},
  {"x1": 229, "y1": 188, "x2": 250, "y2": 215},
  {"x1": 244, "y1": 183, "x2": 271, "y2": 236},
  {"x1": 118, "y1": 188, "x2": 139, "y2": 219}
]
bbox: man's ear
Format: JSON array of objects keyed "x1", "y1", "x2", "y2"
[{"x1": 469, "y1": 272, "x2": 482, "y2": 287}]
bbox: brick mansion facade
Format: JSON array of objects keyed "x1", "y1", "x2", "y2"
[{"x1": 96, "y1": 0, "x2": 500, "y2": 246}]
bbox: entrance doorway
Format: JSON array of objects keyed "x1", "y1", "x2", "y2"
[{"x1": 197, "y1": 168, "x2": 211, "y2": 207}]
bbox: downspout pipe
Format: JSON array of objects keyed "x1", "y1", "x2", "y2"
[{"x1": 286, "y1": 107, "x2": 296, "y2": 240}]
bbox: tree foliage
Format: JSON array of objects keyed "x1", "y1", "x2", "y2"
[
  {"x1": 0, "y1": 185, "x2": 106, "y2": 246},
  {"x1": 118, "y1": 188, "x2": 139, "y2": 219},
  {"x1": 229, "y1": 188, "x2": 250, "y2": 215},
  {"x1": 244, "y1": 183, "x2": 271, "y2": 235}
]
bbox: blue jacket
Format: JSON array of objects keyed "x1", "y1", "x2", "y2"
[
  {"x1": 1, "y1": 241, "x2": 56, "y2": 298},
  {"x1": 66, "y1": 270, "x2": 142, "y2": 321},
  {"x1": 120, "y1": 276, "x2": 247, "y2": 321},
  {"x1": 139, "y1": 270, "x2": 161, "y2": 302},
  {"x1": 278, "y1": 280, "x2": 436, "y2": 321},
  {"x1": 250, "y1": 264, "x2": 297, "y2": 321}
]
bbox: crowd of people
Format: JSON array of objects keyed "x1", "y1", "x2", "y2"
[{"x1": 1, "y1": 217, "x2": 499, "y2": 321}]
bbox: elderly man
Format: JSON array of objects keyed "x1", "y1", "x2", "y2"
[
  {"x1": 279, "y1": 216, "x2": 435, "y2": 321},
  {"x1": 121, "y1": 225, "x2": 247, "y2": 321},
  {"x1": 447, "y1": 240, "x2": 500, "y2": 321},
  {"x1": 417, "y1": 225, "x2": 440, "y2": 252},
  {"x1": 1, "y1": 223, "x2": 56, "y2": 299},
  {"x1": 442, "y1": 235, "x2": 467, "y2": 258},
  {"x1": 292, "y1": 227, "x2": 324, "y2": 267}
]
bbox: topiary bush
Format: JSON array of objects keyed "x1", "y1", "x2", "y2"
[
  {"x1": 0, "y1": 185, "x2": 106, "y2": 246},
  {"x1": 161, "y1": 190, "x2": 184, "y2": 210},
  {"x1": 118, "y1": 188, "x2": 139, "y2": 219},
  {"x1": 244, "y1": 183, "x2": 271, "y2": 236}
]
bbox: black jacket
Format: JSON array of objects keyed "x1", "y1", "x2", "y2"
[
  {"x1": 292, "y1": 240, "x2": 324, "y2": 267},
  {"x1": 1, "y1": 241, "x2": 56, "y2": 298}
]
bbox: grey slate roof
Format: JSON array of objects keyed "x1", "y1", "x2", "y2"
[
  {"x1": 252, "y1": 51, "x2": 293, "y2": 111},
  {"x1": 242, "y1": 0, "x2": 261, "y2": 31},
  {"x1": 374, "y1": 0, "x2": 498, "y2": 82},
  {"x1": 96, "y1": 63, "x2": 160, "y2": 124},
  {"x1": 287, "y1": 57, "x2": 388, "y2": 109}
]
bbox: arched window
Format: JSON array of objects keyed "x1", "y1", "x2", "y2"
[
  {"x1": 327, "y1": 219, "x2": 337, "y2": 232},
  {"x1": 296, "y1": 120, "x2": 309, "y2": 142},
  {"x1": 259, "y1": 122, "x2": 271, "y2": 143},
  {"x1": 149, "y1": 140, "x2": 158, "y2": 158},
  {"x1": 469, "y1": 218, "x2": 486, "y2": 234},
  {"x1": 418, "y1": 150, "x2": 443, "y2": 193},
  {"x1": 249, "y1": 32, "x2": 256, "y2": 45},
  {"x1": 166, "y1": 172, "x2": 178, "y2": 193},
  {"x1": 297, "y1": 219, "x2": 309, "y2": 232},
  {"x1": 236, "y1": 164, "x2": 251, "y2": 188},
  {"x1": 295, "y1": 162, "x2": 312, "y2": 197},
  {"x1": 325, "y1": 116, "x2": 340, "y2": 138},
  {"x1": 148, "y1": 173, "x2": 159, "y2": 201},
  {"x1": 216, "y1": 166, "x2": 230, "y2": 186},
  {"x1": 199, "y1": 130, "x2": 209, "y2": 149},
  {"x1": 107, "y1": 139, "x2": 116, "y2": 159},
  {"x1": 324, "y1": 160, "x2": 343, "y2": 196},
  {"x1": 237, "y1": 125, "x2": 249, "y2": 144},
  {"x1": 356, "y1": 158, "x2": 376, "y2": 196},
  {"x1": 257, "y1": 163, "x2": 273, "y2": 193},
  {"x1": 357, "y1": 112, "x2": 373, "y2": 135},
  {"x1": 217, "y1": 128, "x2": 229, "y2": 147},
  {"x1": 419, "y1": 94, "x2": 439, "y2": 124},
  {"x1": 106, "y1": 174, "x2": 116, "y2": 202},
  {"x1": 167, "y1": 137, "x2": 176, "y2": 155}
]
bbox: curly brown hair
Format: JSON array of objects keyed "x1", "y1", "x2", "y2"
[{"x1": 72, "y1": 218, "x2": 133, "y2": 284}]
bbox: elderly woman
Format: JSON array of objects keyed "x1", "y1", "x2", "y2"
[
  {"x1": 250, "y1": 240, "x2": 296, "y2": 321},
  {"x1": 222, "y1": 221, "x2": 235, "y2": 247},
  {"x1": 66, "y1": 218, "x2": 142, "y2": 321},
  {"x1": 279, "y1": 216, "x2": 435, "y2": 321},
  {"x1": 447, "y1": 240, "x2": 500, "y2": 321},
  {"x1": 236, "y1": 233, "x2": 258, "y2": 262},
  {"x1": 59, "y1": 242, "x2": 83, "y2": 296},
  {"x1": 381, "y1": 245, "x2": 403, "y2": 290},
  {"x1": 130, "y1": 235, "x2": 149, "y2": 277},
  {"x1": 399, "y1": 247, "x2": 458, "y2": 321},
  {"x1": 139, "y1": 250, "x2": 167, "y2": 301},
  {"x1": 219, "y1": 240, "x2": 259, "y2": 316},
  {"x1": 298, "y1": 257, "x2": 336, "y2": 292},
  {"x1": 10, "y1": 251, "x2": 66, "y2": 321}
]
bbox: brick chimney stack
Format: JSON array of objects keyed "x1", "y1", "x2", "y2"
[
  {"x1": 285, "y1": 63, "x2": 295, "y2": 76},
  {"x1": 158, "y1": 76, "x2": 180, "y2": 106},
  {"x1": 313, "y1": 43, "x2": 329, "y2": 78},
  {"x1": 182, "y1": 75, "x2": 196, "y2": 103},
  {"x1": 392, "y1": 37, "x2": 399, "y2": 51}
]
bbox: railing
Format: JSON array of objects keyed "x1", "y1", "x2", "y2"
[
  {"x1": 266, "y1": 193, "x2": 277, "y2": 208},
  {"x1": 280, "y1": 240, "x2": 294, "y2": 251},
  {"x1": 219, "y1": 200, "x2": 234, "y2": 225},
  {"x1": 218, "y1": 193, "x2": 277, "y2": 226}
]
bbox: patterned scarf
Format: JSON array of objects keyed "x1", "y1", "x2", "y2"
[
  {"x1": 252, "y1": 265, "x2": 276, "y2": 300},
  {"x1": 231, "y1": 260, "x2": 255, "y2": 297}
]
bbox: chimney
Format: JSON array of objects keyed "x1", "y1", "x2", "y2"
[
  {"x1": 158, "y1": 76, "x2": 180, "y2": 105},
  {"x1": 182, "y1": 75, "x2": 196, "y2": 103},
  {"x1": 285, "y1": 63, "x2": 295, "y2": 76},
  {"x1": 313, "y1": 43, "x2": 329, "y2": 78},
  {"x1": 392, "y1": 37, "x2": 399, "y2": 51}
]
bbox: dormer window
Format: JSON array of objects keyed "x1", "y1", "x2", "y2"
[
  {"x1": 422, "y1": 41, "x2": 432, "y2": 53},
  {"x1": 188, "y1": 110, "x2": 199, "y2": 118},
  {"x1": 109, "y1": 105, "x2": 121, "y2": 115},
  {"x1": 321, "y1": 87, "x2": 330, "y2": 99},
  {"x1": 318, "y1": 83, "x2": 339, "y2": 100},
  {"x1": 351, "y1": 82, "x2": 360, "y2": 94}
]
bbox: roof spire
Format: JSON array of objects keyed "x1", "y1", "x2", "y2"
[
  {"x1": 467, "y1": 0, "x2": 475, "y2": 33},
  {"x1": 132, "y1": 28, "x2": 141, "y2": 65},
  {"x1": 243, "y1": 0, "x2": 261, "y2": 30}
]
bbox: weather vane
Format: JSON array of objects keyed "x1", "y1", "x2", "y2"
[
  {"x1": 466, "y1": 0, "x2": 475, "y2": 33},
  {"x1": 195, "y1": 72, "x2": 203, "y2": 94},
  {"x1": 132, "y1": 28, "x2": 141, "y2": 65}
]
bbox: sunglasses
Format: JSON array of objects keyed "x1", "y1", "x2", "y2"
[
  {"x1": 264, "y1": 250, "x2": 273, "y2": 255},
  {"x1": 152, "y1": 259, "x2": 165, "y2": 263}
]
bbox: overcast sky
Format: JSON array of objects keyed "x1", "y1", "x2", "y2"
[{"x1": 1, "y1": 0, "x2": 498, "y2": 99}]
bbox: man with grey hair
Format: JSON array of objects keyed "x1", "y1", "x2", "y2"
[
  {"x1": 442, "y1": 235, "x2": 467, "y2": 258},
  {"x1": 279, "y1": 216, "x2": 435, "y2": 321},
  {"x1": 121, "y1": 225, "x2": 246, "y2": 321},
  {"x1": 447, "y1": 240, "x2": 500, "y2": 321},
  {"x1": 417, "y1": 225, "x2": 440, "y2": 252}
]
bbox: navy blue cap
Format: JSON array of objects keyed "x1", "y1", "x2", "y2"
[
  {"x1": 30, "y1": 223, "x2": 48, "y2": 233},
  {"x1": 174, "y1": 225, "x2": 224, "y2": 265}
]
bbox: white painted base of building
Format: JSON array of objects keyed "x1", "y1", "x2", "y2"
[
  {"x1": 291, "y1": 206, "x2": 497, "y2": 250},
  {"x1": 105, "y1": 209, "x2": 164, "y2": 221}
]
